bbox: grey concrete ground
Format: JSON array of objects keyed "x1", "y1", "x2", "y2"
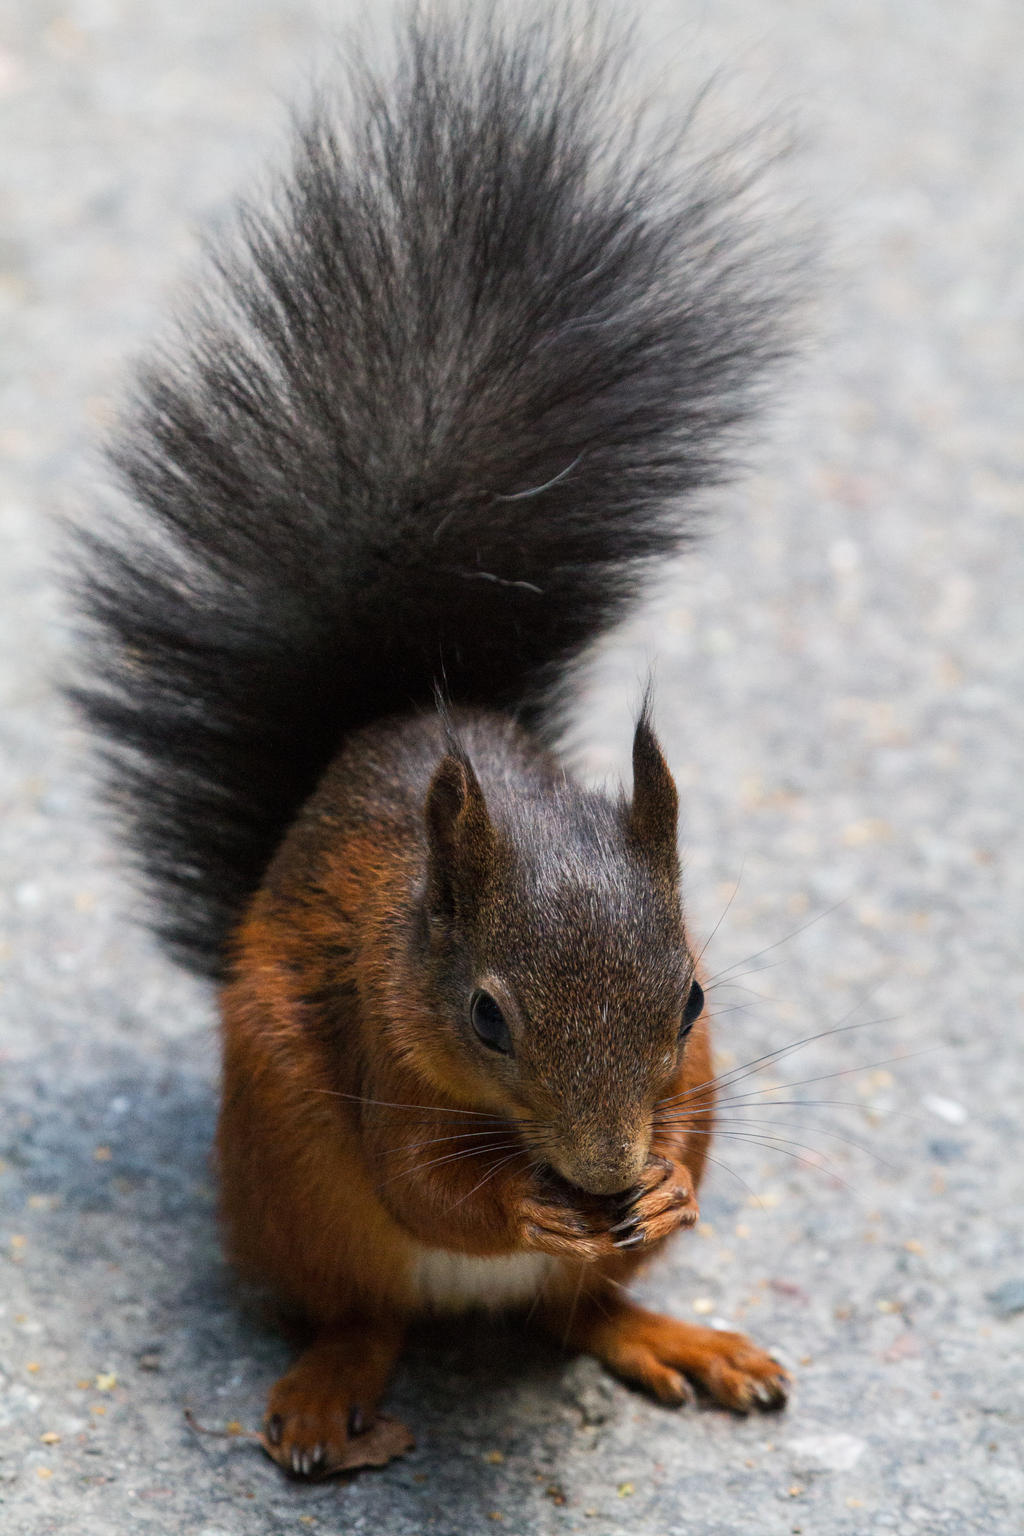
[{"x1": 1, "y1": 1, "x2": 1022, "y2": 1533}]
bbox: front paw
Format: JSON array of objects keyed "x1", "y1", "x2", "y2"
[
  {"x1": 518, "y1": 1189, "x2": 620, "y2": 1262},
  {"x1": 610, "y1": 1155, "x2": 699, "y2": 1250}
]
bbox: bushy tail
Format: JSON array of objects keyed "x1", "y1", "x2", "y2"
[{"x1": 73, "y1": 7, "x2": 792, "y2": 976}]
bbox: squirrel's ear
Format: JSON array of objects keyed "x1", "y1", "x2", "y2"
[
  {"x1": 425, "y1": 750, "x2": 495, "y2": 915},
  {"x1": 629, "y1": 711, "x2": 679, "y2": 882}
]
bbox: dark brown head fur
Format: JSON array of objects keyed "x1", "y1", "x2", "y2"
[{"x1": 411, "y1": 709, "x2": 697, "y2": 1195}]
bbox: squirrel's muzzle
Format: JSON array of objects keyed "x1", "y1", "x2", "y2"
[{"x1": 546, "y1": 1124, "x2": 651, "y2": 1197}]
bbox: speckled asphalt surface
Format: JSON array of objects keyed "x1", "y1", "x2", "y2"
[{"x1": 1, "y1": 3, "x2": 1022, "y2": 1534}]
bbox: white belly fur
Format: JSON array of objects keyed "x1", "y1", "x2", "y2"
[{"x1": 409, "y1": 1247, "x2": 557, "y2": 1312}]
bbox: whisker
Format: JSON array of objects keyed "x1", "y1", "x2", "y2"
[
  {"x1": 708, "y1": 960, "x2": 786, "y2": 989},
  {"x1": 375, "y1": 1141, "x2": 522, "y2": 1191},
  {"x1": 700, "y1": 999, "x2": 763, "y2": 1021},
  {"x1": 706, "y1": 982, "x2": 780, "y2": 1004},
  {"x1": 702, "y1": 899, "x2": 848, "y2": 988},
  {"x1": 601, "y1": 1273, "x2": 629, "y2": 1293},
  {"x1": 367, "y1": 1116, "x2": 550, "y2": 1136},
  {"x1": 523, "y1": 1159, "x2": 559, "y2": 1329},
  {"x1": 659, "y1": 1011, "x2": 878, "y2": 1112},
  {"x1": 657, "y1": 988, "x2": 893, "y2": 1111},
  {"x1": 562, "y1": 1263, "x2": 587, "y2": 1350},
  {"x1": 656, "y1": 1112, "x2": 888, "y2": 1165},
  {"x1": 675, "y1": 1120, "x2": 864, "y2": 1179},
  {"x1": 588, "y1": 1285, "x2": 613, "y2": 1324},
  {"x1": 313, "y1": 1089, "x2": 507, "y2": 1120},
  {"x1": 376, "y1": 1127, "x2": 527, "y2": 1156},
  {"x1": 706, "y1": 1132, "x2": 856, "y2": 1191},
  {"x1": 684, "y1": 1094, "x2": 931, "y2": 1128},
  {"x1": 668, "y1": 1096, "x2": 865, "y2": 1114},
  {"x1": 692, "y1": 863, "x2": 745, "y2": 971},
  {"x1": 655, "y1": 1095, "x2": 896, "y2": 1123},
  {"x1": 694, "y1": 1044, "x2": 932, "y2": 1110},
  {"x1": 369, "y1": 1118, "x2": 555, "y2": 1155},
  {"x1": 446, "y1": 1150, "x2": 527, "y2": 1212},
  {"x1": 659, "y1": 1090, "x2": 926, "y2": 1123},
  {"x1": 702, "y1": 1124, "x2": 844, "y2": 1166},
  {"x1": 696, "y1": 1149, "x2": 765, "y2": 1207}
]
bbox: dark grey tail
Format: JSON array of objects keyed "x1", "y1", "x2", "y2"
[{"x1": 71, "y1": 8, "x2": 793, "y2": 976}]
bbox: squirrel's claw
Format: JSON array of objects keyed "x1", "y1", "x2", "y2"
[
  {"x1": 609, "y1": 1154, "x2": 700, "y2": 1249},
  {"x1": 609, "y1": 1213, "x2": 641, "y2": 1237},
  {"x1": 261, "y1": 1410, "x2": 413, "y2": 1480}
]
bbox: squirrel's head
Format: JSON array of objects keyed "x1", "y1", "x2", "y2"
[{"x1": 412, "y1": 712, "x2": 704, "y2": 1196}]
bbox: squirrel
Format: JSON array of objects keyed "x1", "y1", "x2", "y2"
[{"x1": 73, "y1": 7, "x2": 793, "y2": 1477}]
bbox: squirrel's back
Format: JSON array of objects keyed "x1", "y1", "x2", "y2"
[{"x1": 73, "y1": 7, "x2": 790, "y2": 975}]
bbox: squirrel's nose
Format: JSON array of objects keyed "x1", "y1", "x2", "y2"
[{"x1": 549, "y1": 1132, "x2": 649, "y2": 1197}]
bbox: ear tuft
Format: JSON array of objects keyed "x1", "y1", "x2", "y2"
[
  {"x1": 629, "y1": 708, "x2": 679, "y2": 881},
  {"x1": 425, "y1": 748, "x2": 495, "y2": 914},
  {"x1": 425, "y1": 754, "x2": 473, "y2": 860}
]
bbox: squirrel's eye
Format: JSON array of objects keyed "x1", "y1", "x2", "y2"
[
  {"x1": 678, "y1": 979, "x2": 705, "y2": 1042},
  {"x1": 470, "y1": 990, "x2": 513, "y2": 1055}
]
